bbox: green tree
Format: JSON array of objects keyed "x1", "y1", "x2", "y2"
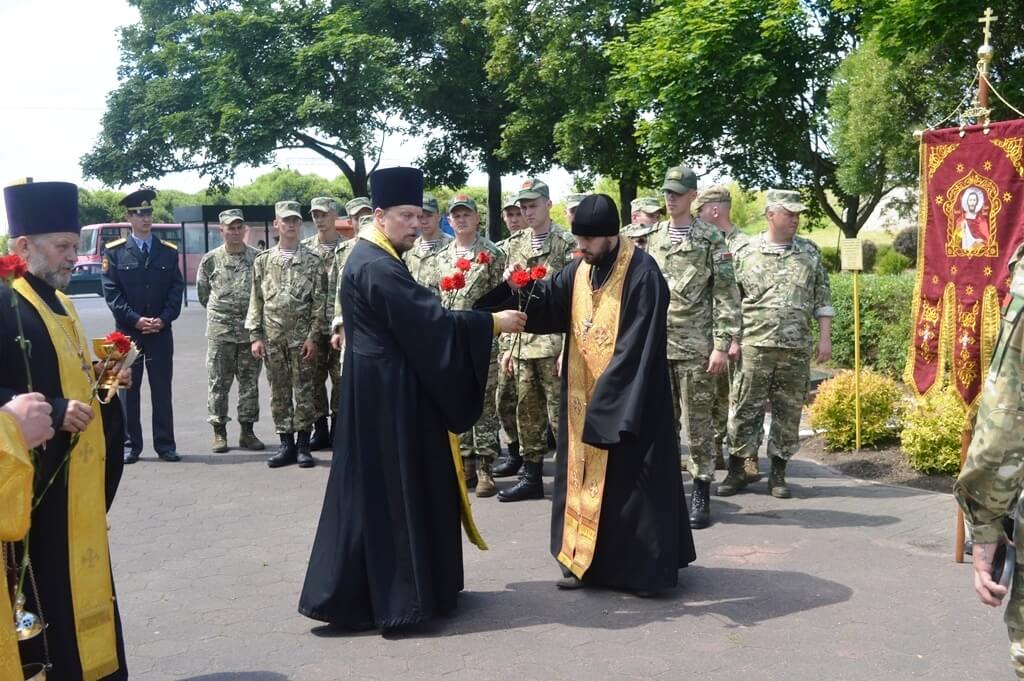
[
  {"x1": 226, "y1": 169, "x2": 352, "y2": 206},
  {"x1": 609, "y1": 0, "x2": 911, "y2": 237},
  {"x1": 78, "y1": 188, "x2": 126, "y2": 225},
  {"x1": 81, "y1": 0, "x2": 408, "y2": 195}
]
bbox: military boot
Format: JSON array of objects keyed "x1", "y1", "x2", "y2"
[
  {"x1": 498, "y1": 461, "x2": 544, "y2": 502},
  {"x1": 309, "y1": 417, "x2": 331, "y2": 451},
  {"x1": 463, "y1": 456, "x2": 478, "y2": 490},
  {"x1": 212, "y1": 424, "x2": 229, "y2": 453},
  {"x1": 238, "y1": 423, "x2": 265, "y2": 451},
  {"x1": 492, "y1": 441, "x2": 522, "y2": 478},
  {"x1": 267, "y1": 433, "x2": 297, "y2": 468},
  {"x1": 476, "y1": 457, "x2": 497, "y2": 498},
  {"x1": 744, "y1": 457, "x2": 761, "y2": 483},
  {"x1": 297, "y1": 431, "x2": 316, "y2": 468},
  {"x1": 713, "y1": 440, "x2": 727, "y2": 470},
  {"x1": 769, "y1": 456, "x2": 791, "y2": 498},
  {"x1": 716, "y1": 456, "x2": 748, "y2": 496},
  {"x1": 688, "y1": 479, "x2": 711, "y2": 529}
]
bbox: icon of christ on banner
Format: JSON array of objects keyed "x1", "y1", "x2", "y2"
[{"x1": 956, "y1": 186, "x2": 990, "y2": 252}]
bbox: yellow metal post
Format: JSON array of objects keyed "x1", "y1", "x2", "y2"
[{"x1": 852, "y1": 270, "x2": 861, "y2": 451}]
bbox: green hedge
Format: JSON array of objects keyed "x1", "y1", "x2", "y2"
[{"x1": 827, "y1": 272, "x2": 915, "y2": 380}]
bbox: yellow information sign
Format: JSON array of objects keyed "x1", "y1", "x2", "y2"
[{"x1": 840, "y1": 238, "x2": 863, "y2": 271}]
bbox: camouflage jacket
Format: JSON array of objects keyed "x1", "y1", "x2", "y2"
[
  {"x1": 955, "y1": 243, "x2": 1024, "y2": 544},
  {"x1": 435, "y1": 235, "x2": 507, "y2": 312},
  {"x1": 732, "y1": 233, "x2": 833, "y2": 350},
  {"x1": 404, "y1": 233, "x2": 453, "y2": 296},
  {"x1": 301, "y1": 233, "x2": 346, "y2": 333},
  {"x1": 245, "y1": 243, "x2": 326, "y2": 346},
  {"x1": 501, "y1": 223, "x2": 577, "y2": 359},
  {"x1": 331, "y1": 239, "x2": 357, "y2": 325},
  {"x1": 196, "y1": 245, "x2": 260, "y2": 343},
  {"x1": 646, "y1": 218, "x2": 741, "y2": 361},
  {"x1": 723, "y1": 226, "x2": 750, "y2": 252}
]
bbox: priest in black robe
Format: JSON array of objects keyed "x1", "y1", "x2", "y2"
[
  {"x1": 298, "y1": 167, "x2": 527, "y2": 631},
  {"x1": 476, "y1": 193, "x2": 696, "y2": 595},
  {"x1": 1, "y1": 180, "x2": 128, "y2": 679}
]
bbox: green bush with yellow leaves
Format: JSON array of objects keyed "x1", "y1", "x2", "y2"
[
  {"x1": 809, "y1": 369, "x2": 904, "y2": 450},
  {"x1": 901, "y1": 387, "x2": 966, "y2": 475}
]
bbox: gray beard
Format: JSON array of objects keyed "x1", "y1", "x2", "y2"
[{"x1": 27, "y1": 253, "x2": 70, "y2": 290}]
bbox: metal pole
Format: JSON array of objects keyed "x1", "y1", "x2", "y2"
[{"x1": 853, "y1": 270, "x2": 861, "y2": 451}]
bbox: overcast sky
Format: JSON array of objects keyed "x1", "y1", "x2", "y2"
[{"x1": 0, "y1": 0, "x2": 572, "y2": 232}]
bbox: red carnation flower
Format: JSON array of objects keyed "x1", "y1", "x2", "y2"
[
  {"x1": 440, "y1": 275, "x2": 454, "y2": 292},
  {"x1": 105, "y1": 331, "x2": 132, "y2": 355},
  {"x1": 0, "y1": 254, "x2": 28, "y2": 281},
  {"x1": 476, "y1": 251, "x2": 492, "y2": 265},
  {"x1": 531, "y1": 265, "x2": 548, "y2": 281},
  {"x1": 510, "y1": 269, "x2": 532, "y2": 289},
  {"x1": 450, "y1": 272, "x2": 466, "y2": 290},
  {"x1": 455, "y1": 257, "x2": 472, "y2": 272}
]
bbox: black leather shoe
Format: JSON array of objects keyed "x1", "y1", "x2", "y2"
[
  {"x1": 124, "y1": 450, "x2": 140, "y2": 464},
  {"x1": 309, "y1": 418, "x2": 331, "y2": 451},
  {"x1": 268, "y1": 433, "x2": 298, "y2": 468},
  {"x1": 296, "y1": 431, "x2": 316, "y2": 468},
  {"x1": 492, "y1": 441, "x2": 522, "y2": 478},
  {"x1": 688, "y1": 479, "x2": 711, "y2": 529},
  {"x1": 556, "y1": 574, "x2": 584, "y2": 590},
  {"x1": 498, "y1": 461, "x2": 544, "y2": 502},
  {"x1": 157, "y1": 450, "x2": 181, "y2": 462}
]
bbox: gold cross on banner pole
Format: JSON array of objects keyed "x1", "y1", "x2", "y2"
[{"x1": 979, "y1": 7, "x2": 998, "y2": 47}]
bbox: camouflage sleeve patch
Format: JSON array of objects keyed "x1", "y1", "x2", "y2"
[{"x1": 101, "y1": 256, "x2": 110, "y2": 273}]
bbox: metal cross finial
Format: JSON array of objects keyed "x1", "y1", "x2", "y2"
[{"x1": 979, "y1": 7, "x2": 998, "y2": 46}]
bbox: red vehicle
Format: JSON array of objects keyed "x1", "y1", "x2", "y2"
[{"x1": 77, "y1": 223, "x2": 208, "y2": 284}]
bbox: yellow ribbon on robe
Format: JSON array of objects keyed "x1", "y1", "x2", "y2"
[
  {"x1": 359, "y1": 227, "x2": 488, "y2": 550},
  {"x1": 13, "y1": 278, "x2": 119, "y2": 680},
  {"x1": 0, "y1": 413, "x2": 33, "y2": 680}
]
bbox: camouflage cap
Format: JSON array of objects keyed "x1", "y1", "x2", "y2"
[
  {"x1": 517, "y1": 178, "x2": 550, "y2": 201},
  {"x1": 345, "y1": 196, "x2": 373, "y2": 217},
  {"x1": 662, "y1": 165, "x2": 699, "y2": 194},
  {"x1": 502, "y1": 193, "x2": 520, "y2": 210},
  {"x1": 218, "y1": 208, "x2": 245, "y2": 225},
  {"x1": 422, "y1": 194, "x2": 439, "y2": 214},
  {"x1": 565, "y1": 193, "x2": 588, "y2": 210},
  {"x1": 448, "y1": 193, "x2": 478, "y2": 213},
  {"x1": 621, "y1": 222, "x2": 659, "y2": 238},
  {"x1": 693, "y1": 185, "x2": 732, "y2": 212},
  {"x1": 310, "y1": 196, "x2": 340, "y2": 214},
  {"x1": 630, "y1": 196, "x2": 663, "y2": 214},
  {"x1": 358, "y1": 214, "x2": 375, "y2": 229},
  {"x1": 765, "y1": 188, "x2": 808, "y2": 213},
  {"x1": 275, "y1": 200, "x2": 302, "y2": 219}
]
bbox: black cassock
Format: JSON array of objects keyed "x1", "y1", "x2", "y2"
[
  {"x1": 299, "y1": 238, "x2": 495, "y2": 630},
  {"x1": 0, "y1": 274, "x2": 127, "y2": 680},
  {"x1": 476, "y1": 244, "x2": 696, "y2": 593}
]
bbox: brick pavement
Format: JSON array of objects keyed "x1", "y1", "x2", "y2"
[{"x1": 65, "y1": 293, "x2": 1010, "y2": 681}]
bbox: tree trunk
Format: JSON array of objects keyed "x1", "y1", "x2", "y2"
[
  {"x1": 485, "y1": 156, "x2": 503, "y2": 242},
  {"x1": 841, "y1": 194, "x2": 860, "y2": 238},
  {"x1": 618, "y1": 179, "x2": 638, "y2": 227},
  {"x1": 350, "y1": 156, "x2": 369, "y2": 197}
]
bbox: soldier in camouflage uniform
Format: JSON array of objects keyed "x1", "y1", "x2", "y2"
[
  {"x1": 646, "y1": 166, "x2": 741, "y2": 529},
  {"x1": 328, "y1": 215, "x2": 372, "y2": 362},
  {"x1": 436, "y1": 194, "x2": 508, "y2": 497},
  {"x1": 345, "y1": 196, "x2": 373, "y2": 225},
  {"x1": 196, "y1": 209, "x2": 265, "y2": 453},
  {"x1": 565, "y1": 193, "x2": 588, "y2": 224},
  {"x1": 620, "y1": 196, "x2": 663, "y2": 251},
  {"x1": 245, "y1": 201, "x2": 327, "y2": 469},
  {"x1": 493, "y1": 195, "x2": 526, "y2": 474},
  {"x1": 723, "y1": 189, "x2": 833, "y2": 499},
  {"x1": 404, "y1": 194, "x2": 452, "y2": 295},
  {"x1": 956, "y1": 242, "x2": 1024, "y2": 680},
  {"x1": 694, "y1": 185, "x2": 762, "y2": 480},
  {"x1": 302, "y1": 196, "x2": 345, "y2": 450},
  {"x1": 498, "y1": 178, "x2": 577, "y2": 502}
]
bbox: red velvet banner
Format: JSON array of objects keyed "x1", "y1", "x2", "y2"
[{"x1": 908, "y1": 119, "x2": 1024, "y2": 405}]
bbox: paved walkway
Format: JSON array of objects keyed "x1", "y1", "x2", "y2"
[{"x1": 65, "y1": 294, "x2": 1010, "y2": 681}]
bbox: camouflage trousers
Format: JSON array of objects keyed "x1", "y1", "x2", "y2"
[
  {"x1": 265, "y1": 341, "x2": 317, "y2": 433},
  {"x1": 729, "y1": 346, "x2": 810, "y2": 462},
  {"x1": 669, "y1": 359, "x2": 717, "y2": 482},
  {"x1": 495, "y1": 360, "x2": 519, "y2": 443},
  {"x1": 515, "y1": 356, "x2": 560, "y2": 463},
  {"x1": 459, "y1": 351, "x2": 500, "y2": 461},
  {"x1": 711, "y1": 368, "x2": 730, "y2": 453},
  {"x1": 1011, "y1": 626, "x2": 1024, "y2": 679},
  {"x1": 206, "y1": 340, "x2": 262, "y2": 425},
  {"x1": 311, "y1": 334, "x2": 341, "y2": 419}
]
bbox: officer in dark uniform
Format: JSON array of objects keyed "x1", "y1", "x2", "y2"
[{"x1": 101, "y1": 188, "x2": 185, "y2": 463}]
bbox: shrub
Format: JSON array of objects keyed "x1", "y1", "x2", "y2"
[
  {"x1": 901, "y1": 387, "x2": 965, "y2": 475},
  {"x1": 809, "y1": 369, "x2": 904, "y2": 450},
  {"x1": 827, "y1": 272, "x2": 915, "y2": 379},
  {"x1": 876, "y1": 249, "x2": 911, "y2": 275},
  {"x1": 892, "y1": 227, "x2": 918, "y2": 265},
  {"x1": 862, "y1": 239, "x2": 878, "y2": 273},
  {"x1": 820, "y1": 246, "x2": 841, "y2": 273}
]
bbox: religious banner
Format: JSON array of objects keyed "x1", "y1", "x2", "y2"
[{"x1": 907, "y1": 118, "x2": 1024, "y2": 405}]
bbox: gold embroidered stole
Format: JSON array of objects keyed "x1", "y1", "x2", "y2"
[
  {"x1": 359, "y1": 227, "x2": 487, "y2": 549},
  {"x1": 0, "y1": 414, "x2": 32, "y2": 679},
  {"x1": 13, "y1": 279, "x2": 119, "y2": 680},
  {"x1": 558, "y1": 239, "x2": 634, "y2": 578}
]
